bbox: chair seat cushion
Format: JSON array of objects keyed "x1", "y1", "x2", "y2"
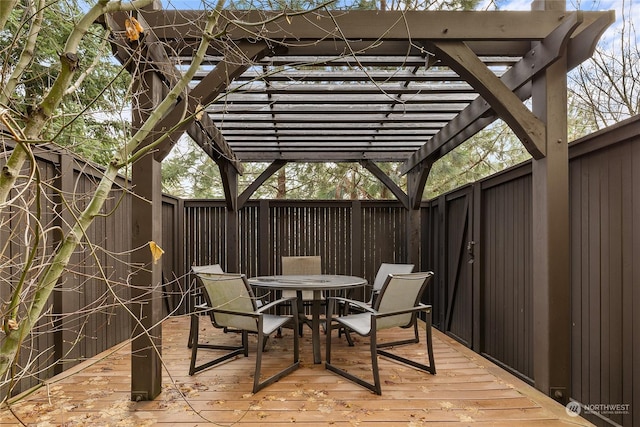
[
  {"x1": 336, "y1": 313, "x2": 371, "y2": 336},
  {"x1": 263, "y1": 314, "x2": 293, "y2": 335}
]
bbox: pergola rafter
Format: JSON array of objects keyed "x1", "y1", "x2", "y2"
[
  {"x1": 110, "y1": 8, "x2": 613, "y2": 170},
  {"x1": 108, "y1": 2, "x2": 614, "y2": 405}
]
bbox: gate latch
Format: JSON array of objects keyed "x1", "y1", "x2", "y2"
[{"x1": 467, "y1": 241, "x2": 475, "y2": 264}]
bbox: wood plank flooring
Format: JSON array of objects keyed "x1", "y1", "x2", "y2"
[{"x1": 0, "y1": 316, "x2": 593, "y2": 426}]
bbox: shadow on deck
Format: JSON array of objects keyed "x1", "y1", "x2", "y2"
[{"x1": 0, "y1": 316, "x2": 593, "y2": 426}]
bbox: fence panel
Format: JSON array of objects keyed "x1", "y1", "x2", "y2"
[
  {"x1": 443, "y1": 187, "x2": 474, "y2": 347},
  {"x1": 0, "y1": 148, "x2": 133, "y2": 396},
  {"x1": 478, "y1": 166, "x2": 534, "y2": 382},
  {"x1": 568, "y1": 122, "x2": 640, "y2": 427},
  {"x1": 360, "y1": 201, "x2": 409, "y2": 285},
  {"x1": 182, "y1": 200, "x2": 409, "y2": 305}
]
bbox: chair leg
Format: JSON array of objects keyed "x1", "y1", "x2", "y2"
[
  {"x1": 377, "y1": 318, "x2": 420, "y2": 349},
  {"x1": 187, "y1": 312, "x2": 198, "y2": 348},
  {"x1": 342, "y1": 328, "x2": 354, "y2": 346},
  {"x1": 189, "y1": 314, "x2": 247, "y2": 376},
  {"x1": 326, "y1": 311, "x2": 436, "y2": 394},
  {"x1": 297, "y1": 298, "x2": 305, "y2": 336},
  {"x1": 252, "y1": 317, "x2": 301, "y2": 393},
  {"x1": 325, "y1": 304, "x2": 382, "y2": 395},
  {"x1": 377, "y1": 315, "x2": 436, "y2": 376},
  {"x1": 253, "y1": 331, "x2": 265, "y2": 393},
  {"x1": 325, "y1": 324, "x2": 382, "y2": 395},
  {"x1": 370, "y1": 329, "x2": 382, "y2": 395},
  {"x1": 188, "y1": 314, "x2": 200, "y2": 374},
  {"x1": 425, "y1": 311, "x2": 436, "y2": 375},
  {"x1": 242, "y1": 330, "x2": 249, "y2": 357}
]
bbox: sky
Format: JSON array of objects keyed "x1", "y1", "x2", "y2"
[{"x1": 484, "y1": 0, "x2": 638, "y2": 48}]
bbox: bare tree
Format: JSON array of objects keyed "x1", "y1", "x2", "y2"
[
  {"x1": 569, "y1": 0, "x2": 639, "y2": 132},
  {"x1": 0, "y1": 0, "x2": 337, "y2": 405},
  {"x1": 0, "y1": 0, "x2": 229, "y2": 400}
]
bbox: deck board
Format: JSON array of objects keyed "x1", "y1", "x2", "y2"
[{"x1": 0, "y1": 316, "x2": 593, "y2": 426}]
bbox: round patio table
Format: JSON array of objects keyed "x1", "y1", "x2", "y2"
[{"x1": 249, "y1": 275, "x2": 367, "y2": 364}]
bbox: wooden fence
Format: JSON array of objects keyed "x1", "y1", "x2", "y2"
[
  {"x1": 178, "y1": 199, "x2": 412, "y2": 312},
  {"x1": 422, "y1": 115, "x2": 640, "y2": 427},
  {"x1": 1, "y1": 115, "x2": 639, "y2": 427},
  {"x1": 0, "y1": 147, "x2": 133, "y2": 396}
]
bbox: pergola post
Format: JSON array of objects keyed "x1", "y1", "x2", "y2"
[
  {"x1": 219, "y1": 160, "x2": 241, "y2": 272},
  {"x1": 130, "y1": 35, "x2": 164, "y2": 401},
  {"x1": 130, "y1": 153, "x2": 164, "y2": 402},
  {"x1": 530, "y1": 0, "x2": 571, "y2": 403},
  {"x1": 406, "y1": 166, "x2": 431, "y2": 268}
]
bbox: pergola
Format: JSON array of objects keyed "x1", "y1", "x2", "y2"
[{"x1": 106, "y1": 1, "x2": 613, "y2": 403}]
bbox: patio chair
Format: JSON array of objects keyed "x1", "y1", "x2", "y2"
[
  {"x1": 187, "y1": 264, "x2": 225, "y2": 348},
  {"x1": 338, "y1": 263, "x2": 415, "y2": 345},
  {"x1": 368, "y1": 263, "x2": 415, "y2": 305},
  {"x1": 189, "y1": 272, "x2": 300, "y2": 393},
  {"x1": 325, "y1": 271, "x2": 436, "y2": 395},
  {"x1": 280, "y1": 256, "x2": 322, "y2": 335}
]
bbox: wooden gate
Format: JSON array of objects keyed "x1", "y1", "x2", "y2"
[{"x1": 430, "y1": 186, "x2": 474, "y2": 347}]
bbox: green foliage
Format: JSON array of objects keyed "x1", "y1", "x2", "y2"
[
  {"x1": 1, "y1": 0, "x2": 130, "y2": 165},
  {"x1": 425, "y1": 121, "x2": 530, "y2": 199},
  {"x1": 162, "y1": 137, "x2": 228, "y2": 198},
  {"x1": 162, "y1": 116, "x2": 533, "y2": 201},
  {"x1": 162, "y1": 138, "x2": 409, "y2": 200}
]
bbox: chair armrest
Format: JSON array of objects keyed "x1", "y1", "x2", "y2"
[
  {"x1": 257, "y1": 296, "x2": 298, "y2": 313},
  {"x1": 327, "y1": 296, "x2": 375, "y2": 314},
  {"x1": 208, "y1": 306, "x2": 261, "y2": 320},
  {"x1": 374, "y1": 303, "x2": 432, "y2": 319},
  {"x1": 189, "y1": 303, "x2": 210, "y2": 315}
]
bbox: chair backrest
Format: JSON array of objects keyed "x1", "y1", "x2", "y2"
[
  {"x1": 191, "y1": 264, "x2": 224, "y2": 275},
  {"x1": 374, "y1": 272, "x2": 434, "y2": 330},
  {"x1": 282, "y1": 256, "x2": 322, "y2": 275},
  {"x1": 191, "y1": 264, "x2": 225, "y2": 307},
  {"x1": 371, "y1": 263, "x2": 415, "y2": 294},
  {"x1": 196, "y1": 273, "x2": 259, "y2": 333}
]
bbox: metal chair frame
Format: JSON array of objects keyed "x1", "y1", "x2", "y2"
[
  {"x1": 187, "y1": 264, "x2": 224, "y2": 349},
  {"x1": 189, "y1": 273, "x2": 300, "y2": 393},
  {"x1": 325, "y1": 272, "x2": 436, "y2": 395}
]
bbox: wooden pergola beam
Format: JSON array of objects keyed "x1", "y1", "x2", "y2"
[
  {"x1": 153, "y1": 41, "x2": 271, "y2": 163},
  {"x1": 128, "y1": 2, "x2": 163, "y2": 403},
  {"x1": 238, "y1": 160, "x2": 287, "y2": 208},
  {"x1": 430, "y1": 40, "x2": 547, "y2": 159},
  {"x1": 530, "y1": 0, "x2": 571, "y2": 403},
  {"x1": 105, "y1": 11, "x2": 255, "y2": 171},
  {"x1": 407, "y1": 163, "x2": 431, "y2": 210},
  {"x1": 232, "y1": 151, "x2": 416, "y2": 162},
  {"x1": 142, "y1": 10, "x2": 589, "y2": 43},
  {"x1": 359, "y1": 160, "x2": 409, "y2": 210},
  {"x1": 399, "y1": 10, "x2": 588, "y2": 173}
]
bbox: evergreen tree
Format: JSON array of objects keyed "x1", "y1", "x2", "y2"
[{"x1": 1, "y1": 0, "x2": 130, "y2": 165}]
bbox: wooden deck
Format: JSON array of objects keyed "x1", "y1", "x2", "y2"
[{"x1": 1, "y1": 316, "x2": 593, "y2": 426}]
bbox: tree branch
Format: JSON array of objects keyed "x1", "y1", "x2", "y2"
[{"x1": 0, "y1": 0, "x2": 45, "y2": 107}]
